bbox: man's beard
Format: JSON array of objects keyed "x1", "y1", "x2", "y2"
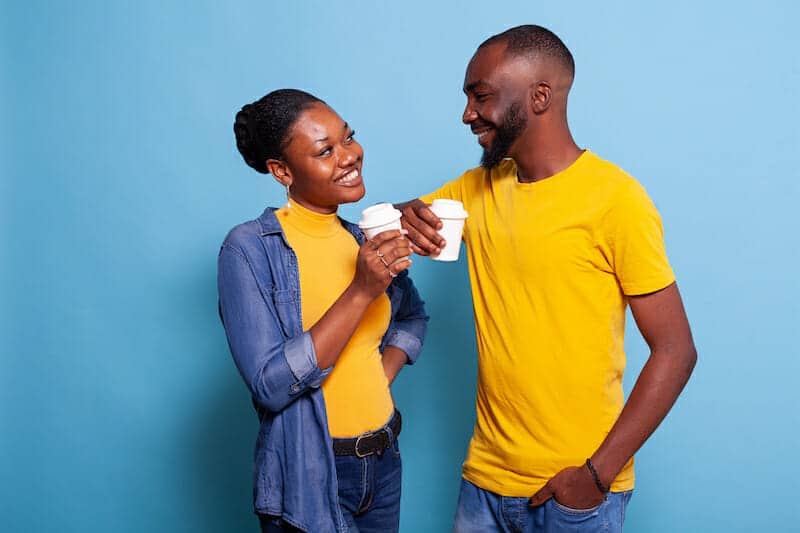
[{"x1": 480, "y1": 101, "x2": 528, "y2": 169}]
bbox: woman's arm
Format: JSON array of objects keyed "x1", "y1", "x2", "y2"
[
  {"x1": 382, "y1": 271, "x2": 429, "y2": 367},
  {"x1": 219, "y1": 244, "x2": 327, "y2": 413},
  {"x1": 382, "y1": 346, "x2": 409, "y2": 385},
  {"x1": 380, "y1": 272, "x2": 429, "y2": 383},
  {"x1": 218, "y1": 231, "x2": 412, "y2": 413},
  {"x1": 310, "y1": 230, "x2": 412, "y2": 369}
]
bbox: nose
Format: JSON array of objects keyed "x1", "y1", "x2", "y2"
[
  {"x1": 462, "y1": 101, "x2": 478, "y2": 125},
  {"x1": 338, "y1": 144, "x2": 359, "y2": 167}
]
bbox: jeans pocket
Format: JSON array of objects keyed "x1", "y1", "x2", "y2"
[{"x1": 551, "y1": 496, "x2": 603, "y2": 516}]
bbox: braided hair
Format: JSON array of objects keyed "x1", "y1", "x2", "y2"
[{"x1": 233, "y1": 89, "x2": 324, "y2": 174}]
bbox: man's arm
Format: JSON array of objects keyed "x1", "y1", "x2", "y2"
[{"x1": 529, "y1": 282, "x2": 697, "y2": 509}]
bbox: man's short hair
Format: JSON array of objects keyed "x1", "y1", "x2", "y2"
[{"x1": 480, "y1": 25, "x2": 575, "y2": 79}]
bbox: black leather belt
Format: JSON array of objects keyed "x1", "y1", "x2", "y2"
[{"x1": 332, "y1": 410, "x2": 402, "y2": 458}]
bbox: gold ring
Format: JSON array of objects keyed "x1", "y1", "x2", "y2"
[{"x1": 376, "y1": 250, "x2": 389, "y2": 267}]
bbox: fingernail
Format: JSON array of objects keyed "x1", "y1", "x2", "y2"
[{"x1": 400, "y1": 229, "x2": 409, "y2": 235}]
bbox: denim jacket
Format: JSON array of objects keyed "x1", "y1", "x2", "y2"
[{"x1": 217, "y1": 207, "x2": 428, "y2": 532}]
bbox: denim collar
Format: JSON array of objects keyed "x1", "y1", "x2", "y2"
[{"x1": 257, "y1": 207, "x2": 284, "y2": 236}]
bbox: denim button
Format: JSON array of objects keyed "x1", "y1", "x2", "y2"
[{"x1": 290, "y1": 384, "x2": 300, "y2": 393}]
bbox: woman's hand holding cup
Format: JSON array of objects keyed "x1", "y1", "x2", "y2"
[{"x1": 352, "y1": 230, "x2": 412, "y2": 300}]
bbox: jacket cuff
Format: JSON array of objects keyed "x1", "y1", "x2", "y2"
[
  {"x1": 284, "y1": 332, "x2": 331, "y2": 390},
  {"x1": 384, "y1": 329, "x2": 423, "y2": 365}
]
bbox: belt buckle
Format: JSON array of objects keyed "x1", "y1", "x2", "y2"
[{"x1": 354, "y1": 431, "x2": 374, "y2": 458}]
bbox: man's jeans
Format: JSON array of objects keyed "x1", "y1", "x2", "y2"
[
  {"x1": 260, "y1": 422, "x2": 402, "y2": 533},
  {"x1": 454, "y1": 478, "x2": 632, "y2": 533}
]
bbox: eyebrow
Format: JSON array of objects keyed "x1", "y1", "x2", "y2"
[
  {"x1": 313, "y1": 122, "x2": 350, "y2": 144},
  {"x1": 464, "y1": 80, "x2": 488, "y2": 93}
]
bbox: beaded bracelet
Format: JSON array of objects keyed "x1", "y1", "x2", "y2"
[{"x1": 585, "y1": 458, "x2": 610, "y2": 494}]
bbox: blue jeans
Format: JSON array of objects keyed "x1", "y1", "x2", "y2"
[
  {"x1": 453, "y1": 478, "x2": 632, "y2": 533},
  {"x1": 260, "y1": 417, "x2": 403, "y2": 533}
]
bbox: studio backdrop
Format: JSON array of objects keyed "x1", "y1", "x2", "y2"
[{"x1": 2, "y1": 1, "x2": 798, "y2": 531}]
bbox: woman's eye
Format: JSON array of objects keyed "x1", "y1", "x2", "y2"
[{"x1": 318, "y1": 147, "x2": 332, "y2": 156}]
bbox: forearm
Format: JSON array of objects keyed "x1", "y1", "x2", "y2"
[
  {"x1": 310, "y1": 284, "x2": 374, "y2": 370},
  {"x1": 393, "y1": 198, "x2": 423, "y2": 211},
  {"x1": 382, "y1": 274, "x2": 428, "y2": 364},
  {"x1": 591, "y1": 345, "x2": 697, "y2": 486},
  {"x1": 381, "y1": 346, "x2": 408, "y2": 384}
]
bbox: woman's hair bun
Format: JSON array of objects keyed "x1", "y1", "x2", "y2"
[
  {"x1": 233, "y1": 89, "x2": 324, "y2": 175},
  {"x1": 233, "y1": 104, "x2": 269, "y2": 174}
]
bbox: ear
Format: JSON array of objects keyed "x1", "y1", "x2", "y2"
[
  {"x1": 266, "y1": 158, "x2": 292, "y2": 187},
  {"x1": 529, "y1": 81, "x2": 552, "y2": 114}
]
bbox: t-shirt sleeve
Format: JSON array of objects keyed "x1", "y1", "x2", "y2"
[{"x1": 609, "y1": 182, "x2": 676, "y2": 296}]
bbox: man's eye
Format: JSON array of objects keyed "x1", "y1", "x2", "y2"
[
  {"x1": 475, "y1": 93, "x2": 489, "y2": 102},
  {"x1": 345, "y1": 130, "x2": 356, "y2": 143}
]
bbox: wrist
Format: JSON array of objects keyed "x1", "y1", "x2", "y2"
[
  {"x1": 346, "y1": 282, "x2": 376, "y2": 307},
  {"x1": 586, "y1": 456, "x2": 614, "y2": 493},
  {"x1": 585, "y1": 458, "x2": 610, "y2": 494}
]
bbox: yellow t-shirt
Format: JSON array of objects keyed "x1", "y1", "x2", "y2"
[
  {"x1": 420, "y1": 150, "x2": 675, "y2": 496},
  {"x1": 276, "y1": 199, "x2": 394, "y2": 438}
]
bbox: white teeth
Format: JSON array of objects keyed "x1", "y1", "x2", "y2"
[{"x1": 337, "y1": 169, "x2": 359, "y2": 183}]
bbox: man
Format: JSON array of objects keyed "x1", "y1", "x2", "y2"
[{"x1": 399, "y1": 25, "x2": 697, "y2": 532}]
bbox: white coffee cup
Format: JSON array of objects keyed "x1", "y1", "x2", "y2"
[
  {"x1": 358, "y1": 203, "x2": 403, "y2": 239},
  {"x1": 429, "y1": 199, "x2": 468, "y2": 261}
]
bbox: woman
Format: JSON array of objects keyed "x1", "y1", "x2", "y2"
[{"x1": 218, "y1": 88, "x2": 428, "y2": 533}]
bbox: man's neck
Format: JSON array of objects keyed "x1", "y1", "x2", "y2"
[{"x1": 512, "y1": 127, "x2": 583, "y2": 183}]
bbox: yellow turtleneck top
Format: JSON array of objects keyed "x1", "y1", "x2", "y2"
[{"x1": 276, "y1": 199, "x2": 394, "y2": 437}]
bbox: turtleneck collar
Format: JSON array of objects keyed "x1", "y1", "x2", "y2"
[{"x1": 277, "y1": 198, "x2": 341, "y2": 238}]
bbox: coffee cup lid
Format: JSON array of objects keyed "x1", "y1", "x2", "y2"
[
  {"x1": 430, "y1": 199, "x2": 468, "y2": 219},
  {"x1": 358, "y1": 203, "x2": 402, "y2": 228}
]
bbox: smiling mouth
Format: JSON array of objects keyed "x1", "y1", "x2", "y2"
[
  {"x1": 334, "y1": 168, "x2": 361, "y2": 185},
  {"x1": 472, "y1": 127, "x2": 493, "y2": 144}
]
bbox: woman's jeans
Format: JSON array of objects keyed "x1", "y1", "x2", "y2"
[
  {"x1": 259, "y1": 418, "x2": 402, "y2": 533},
  {"x1": 453, "y1": 478, "x2": 633, "y2": 533}
]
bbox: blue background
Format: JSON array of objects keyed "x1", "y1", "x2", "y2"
[{"x1": 3, "y1": 1, "x2": 798, "y2": 531}]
